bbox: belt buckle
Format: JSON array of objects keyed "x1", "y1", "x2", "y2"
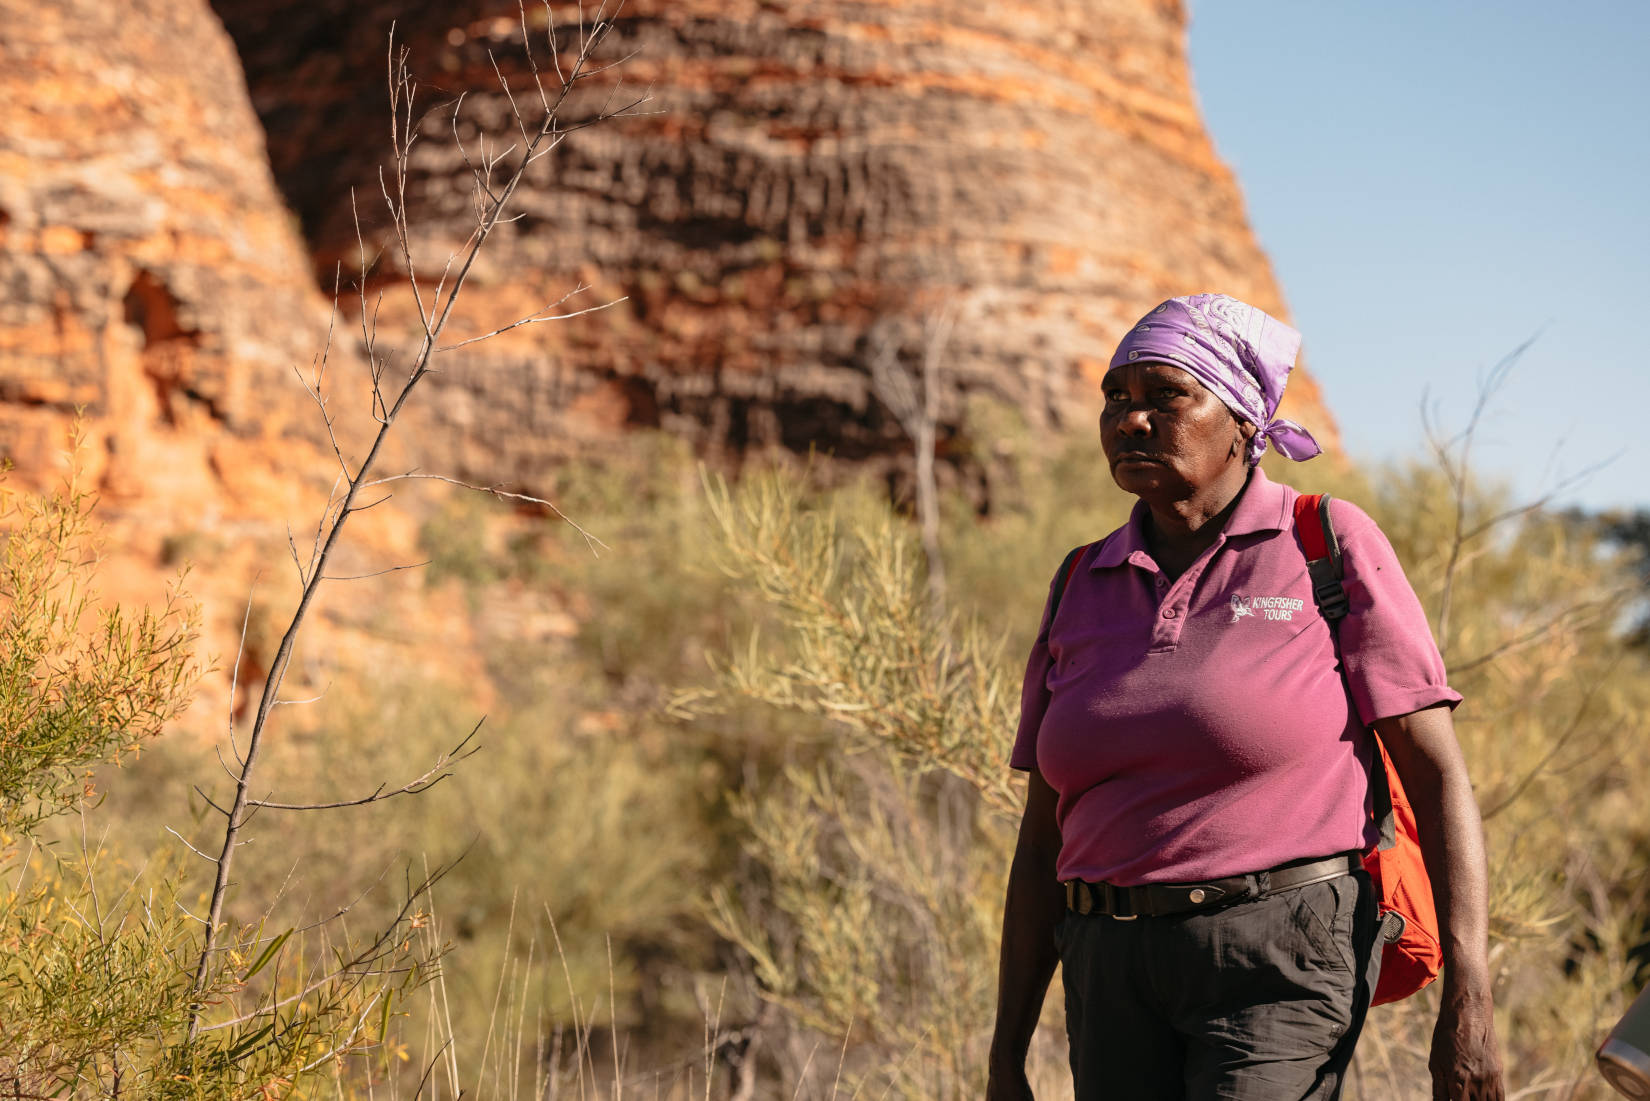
[{"x1": 1105, "y1": 883, "x2": 1138, "y2": 921}]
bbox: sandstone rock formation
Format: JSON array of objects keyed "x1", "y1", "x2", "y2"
[
  {"x1": 0, "y1": 0, "x2": 452, "y2": 719},
  {"x1": 0, "y1": 0, "x2": 339, "y2": 500},
  {"x1": 212, "y1": 0, "x2": 1339, "y2": 488},
  {"x1": 3, "y1": 0, "x2": 1341, "y2": 716}
]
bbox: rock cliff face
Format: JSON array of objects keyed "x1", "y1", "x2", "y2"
[
  {"x1": 0, "y1": 0, "x2": 341, "y2": 500},
  {"x1": 0, "y1": 0, "x2": 442, "y2": 720},
  {"x1": 3, "y1": 0, "x2": 1339, "y2": 713},
  {"x1": 212, "y1": 0, "x2": 1338, "y2": 485}
]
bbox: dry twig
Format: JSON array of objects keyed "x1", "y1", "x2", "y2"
[{"x1": 185, "y1": 0, "x2": 647, "y2": 1042}]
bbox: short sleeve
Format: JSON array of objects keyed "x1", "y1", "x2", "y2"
[
  {"x1": 1008, "y1": 567, "x2": 1061, "y2": 771},
  {"x1": 1330, "y1": 499, "x2": 1462, "y2": 724}
]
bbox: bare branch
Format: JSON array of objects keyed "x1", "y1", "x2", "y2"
[
  {"x1": 489, "y1": 49, "x2": 533, "y2": 145},
  {"x1": 546, "y1": 1, "x2": 566, "y2": 87},
  {"x1": 321, "y1": 559, "x2": 431, "y2": 582},
  {"x1": 1460, "y1": 450, "x2": 1621, "y2": 544},
  {"x1": 379, "y1": 164, "x2": 433, "y2": 343},
  {"x1": 578, "y1": 45, "x2": 646, "y2": 80},
  {"x1": 273, "y1": 681, "x2": 332, "y2": 708},
  {"x1": 347, "y1": 492, "x2": 395, "y2": 514},
  {"x1": 286, "y1": 523, "x2": 306, "y2": 587},
  {"x1": 193, "y1": 785, "x2": 231, "y2": 818},
  {"x1": 165, "y1": 827, "x2": 220, "y2": 865},
  {"x1": 201, "y1": 857, "x2": 461, "y2": 1032},
  {"x1": 1427, "y1": 333, "x2": 1541, "y2": 649},
  {"x1": 520, "y1": 0, "x2": 553, "y2": 113},
  {"x1": 213, "y1": 744, "x2": 242, "y2": 784},
  {"x1": 187, "y1": 2, "x2": 631, "y2": 1040},
  {"x1": 247, "y1": 720, "x2": 483, "y2": 812},
  {"x1": 431, "y1": 217, "x2": 487, "y2": 316},
  {"x1": 363, "y1": 471, "x2": 608, "y2": 554},
  {"x1": 436, "y1": 293, "x2": 627, "y2": 351},
  {"x1": 289, "y1": 362, "x2": 351, "y2": 487},
  {"x1": 227, "y1": 578, "x2": 258, "y2": 764},
  {"x1": 309, "y1": 470, "x2": 350, "y2": 579},
  {"x1": 1449, "y1": 597, "x2": 1621, "y2": 676},
  {"x1": 409, "y1": 1039, "x2": 456, "y2": 1100}
]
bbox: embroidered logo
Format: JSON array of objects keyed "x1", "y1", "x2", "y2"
[{"x1": 1229, "y1": 594, "x2": 1305, "y2": 622}]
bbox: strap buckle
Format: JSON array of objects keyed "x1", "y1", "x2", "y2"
[
  {"x1": 1064, "y1": 880, "x2": 1141, "y2": 919},
  {"x1": 1307, "y1": 558, "x2": 1349, "y2": 621}
]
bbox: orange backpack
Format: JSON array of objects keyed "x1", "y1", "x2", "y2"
[{"x1": 1294, "y1": 493, "x2": 1444, "y2": 1006}]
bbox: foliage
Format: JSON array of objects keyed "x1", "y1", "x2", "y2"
[
  {"x1": 670, "y1": 454, "x2": 1107, "y2": 1097},
  {"x1": 1338, "y1": 463, "x2": 1650, "y2": 1098},
  {"x1": 0, "y1": 464, "x2": 433, "y2": 1098},
  {"x1": 682, "y1": 471, "x2": 1023, "y2": 817},
  {"x1": 78, "y1": 437, "x2": 757, "y2": 1094},
  {"x1": 0, "y1": 458, "x2": 196, "y2": 835}
]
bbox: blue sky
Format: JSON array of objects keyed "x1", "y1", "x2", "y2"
[{"x1": 1187, "y1": 2, "x2": 1649, "y2": 513}]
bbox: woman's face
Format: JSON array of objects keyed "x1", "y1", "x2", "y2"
[{"x1": 1099, "y1": 362, "x2": 1254, "y2": 500}]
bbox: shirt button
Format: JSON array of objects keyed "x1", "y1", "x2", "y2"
[
  {"x1": 1162, "y1": 607, "x2": 1178, "y2": 619},
  {"x1": 1156, "y1": 577, "x2": 1167, "y2": 588}
]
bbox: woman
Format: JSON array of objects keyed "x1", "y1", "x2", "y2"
[{"x1": 985, "y1": 295, "x2": 1504, "y2": 1100}]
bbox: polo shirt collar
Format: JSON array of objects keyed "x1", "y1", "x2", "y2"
[
  {"x1": 1225, "y1": 467, "x2": 1293, "y2": 538},
  {"x1": 1091, "y1": 467, "x2": 1292, "y2": 570}
]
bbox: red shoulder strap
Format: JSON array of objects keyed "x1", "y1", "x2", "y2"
[
  {"x1": 1048, "y1": 542, "x2": 1090, "y2": 620},
  {"x1": 1063, "y1": 545, "x2": 1087, "y2": 591},
  {"x1": 1294, "y1": 493, "x2": 1349, "y2": 621},
  {"x1": 1294, "y1": 492, "x2": 1394, "y2": 848},
  {"x1": 1294, "y1": 493, "x2": 1330, "y2": 560}
]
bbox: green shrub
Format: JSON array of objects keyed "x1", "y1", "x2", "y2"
[{"x1": 1, "y1": 461, "x2": 434, "y2": 1098}]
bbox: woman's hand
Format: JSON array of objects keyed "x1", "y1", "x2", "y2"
[
  {"x1": 1372, "y1": 706, "x2": 1506, "y2": 1101},
  {"x1": 985, "y1": 1061, "x2": 1036, "y2": 1101},
  {"x1": 1430, "y1": 986, "x2": 1504, "y2": 1100}
]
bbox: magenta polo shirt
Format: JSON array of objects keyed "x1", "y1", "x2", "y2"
[{"x1": 1010, "y1": 469, "x2": 1460, "y2": 887}]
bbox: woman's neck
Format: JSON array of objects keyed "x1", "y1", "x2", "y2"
[{"x1": 1145, "y1": 466, "x2": 1253, "y2": 579}]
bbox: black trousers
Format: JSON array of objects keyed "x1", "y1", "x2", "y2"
[{"x1": 1057, "y1": 870, "x2": 1382, "y2": 1101}]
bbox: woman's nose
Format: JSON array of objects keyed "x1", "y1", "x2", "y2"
[{"x1": 1117, "y1": 406, "x2": 1152, "y2": 435}]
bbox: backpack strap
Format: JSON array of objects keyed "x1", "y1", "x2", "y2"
[
  {"x1": 1294, "y1": 493, "x2": 1349, "y2": 622},
  {"x1": 1048, "y1": 542, "x2": 1089, "y2": 621},
  {"x1": 1294, "y1": 493, "x2": 1397, "y2": 852}
]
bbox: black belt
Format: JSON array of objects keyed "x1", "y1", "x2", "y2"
[{"x1": 1063, "y1": 852, "x2": 1362, "y2": 919}]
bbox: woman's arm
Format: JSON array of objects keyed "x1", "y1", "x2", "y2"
[
  {"x1": 986, "y1": 768, "x2": 1066, "y2": 1101},
  {"x1": 1372, "y1": 705, "x2": 1505, "y2": 1101}
]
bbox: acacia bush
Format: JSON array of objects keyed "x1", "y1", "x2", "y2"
[
  {"x1": 0, "y1": 462, "x2": 442, "y2": 1097},
  {"x1": 84, "y1": 439, "x2": 772, "y2": 1093}
]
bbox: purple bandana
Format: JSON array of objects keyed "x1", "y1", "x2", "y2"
[{"x1": 1108, "y1": 294, "x2": 1322, "y2": 464}]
